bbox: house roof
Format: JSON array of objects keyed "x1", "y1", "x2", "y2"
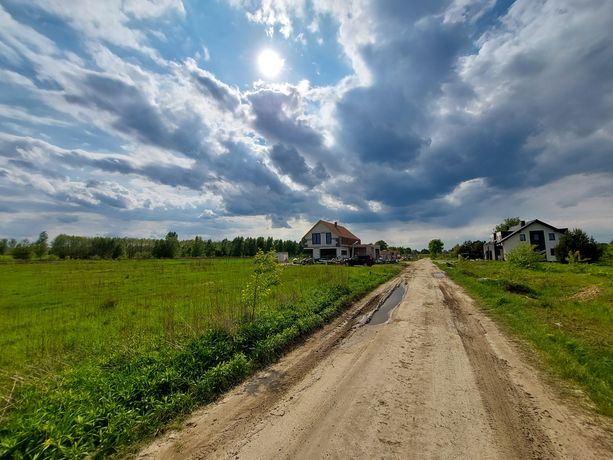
[
  {"x1": 499, "y1": 219, "x2": 568, "y2": 243},
  {"x1": 302, "y1": 219, "x2": 360, "y2": 242}
]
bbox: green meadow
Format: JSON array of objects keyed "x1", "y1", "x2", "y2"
[
  {"x1": 0, "y1": 258, "x2": 401, "y2": 457},
  {"x1": 437, "y1": 260, "x2": 613, "y2": 417}
]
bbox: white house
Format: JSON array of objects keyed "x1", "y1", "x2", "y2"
[
  {"x1": 301, "y1": 220, "x2": 361, "y2": 260},
  {"x1": 483, "y1": 219, "x2": 567, "y2": 262}
]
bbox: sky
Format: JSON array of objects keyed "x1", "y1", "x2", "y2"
[{"x1": 0, "y1": 0, "x2": 612, "y2": 249}]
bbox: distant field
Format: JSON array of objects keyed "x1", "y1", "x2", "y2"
[
  {"x1": 0, "y1": 258, "x2": 393, "y2": 394},
  {"x1": 437, "y1": 260, "x2": 613, "y2": 416}
]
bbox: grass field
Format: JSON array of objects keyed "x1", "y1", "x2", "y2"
[
  {"x1": 0, "y1": 258, "x2": 401, "y2": 457},
  {"x1": 0, "y1": 260, "x2": 319, "y2": 384},
  {"x1": 437, "y1": 259, "x2": 613, "y2": 417}
]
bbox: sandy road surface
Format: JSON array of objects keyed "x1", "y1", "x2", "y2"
[{"x1": 138, "y1": 259, "x2": 612, "y2": 459}]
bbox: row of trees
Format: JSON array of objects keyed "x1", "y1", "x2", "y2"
[
  {"x1": 2, "y1": 224, "x2": 608, "y2": 263},
  {"x1": 0, "y1": 232, "x2": 304, "y2": 260}
]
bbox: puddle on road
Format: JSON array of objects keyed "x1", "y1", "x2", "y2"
[
  {"x1": 369, "y1": 284, "x2": 406, "y2": 325},
  {"x1": 432, "y1": 271, "x2": 446, "y2": 278}
]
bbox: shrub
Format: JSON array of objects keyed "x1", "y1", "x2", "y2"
[
  {"x1": 11, "y1": 244, "x2": 33, "y2": 260},
  {"x1": 506, "y1": 243, "x2": 545, "y2": 269}
]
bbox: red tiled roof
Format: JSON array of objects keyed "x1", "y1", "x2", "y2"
[{"x1": 302, "y1": 220, "x2": 360, "y2": 242}]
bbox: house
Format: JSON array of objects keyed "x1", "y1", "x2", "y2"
[
  {"x1": 301, "y1": 220, "x2": 367, "y2": 260},
  {"x1": 354, "y1": 243, "x2": 381, "y2": 260},
  {"x1": 483, "y1": 219, "x2": 568, "y2": 262},
  {"x1": 380, "y1": 249, "x2": 400, "y2": 262}
]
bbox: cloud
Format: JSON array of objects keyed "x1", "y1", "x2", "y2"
[
  {"x1": 1, "y1": 0, "x2": 613, "y2": 246},
  {"x1": 24, "y1": 0, "x2": 184, "y2": 57},
  {"x1": 187, "y1": 59, "x2": 241, "y2": 112},
  {"x1": 247, "y1": 87, "x2": 324, "y2": 152},
  {"x1": 269, "y1": 144, "x2": 328, "y2": 188}
]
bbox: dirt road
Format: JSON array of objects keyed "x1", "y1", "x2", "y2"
[{"x1": 138, "y1": 259, "x2": 612, "y2": 459}]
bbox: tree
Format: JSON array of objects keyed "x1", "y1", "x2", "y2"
[
  {"x1": 152, "y1": 232, "x2": 180, "y2": 258},
  {"x1": 241, "y1": 250, "x2": 281, "y2": 319},
  {"x1": 375, "y1": 240, "x2": 388, "y2": 250},
  {"x1": 554, "y1": 228, "x2": 602, "y2": 263},
  {"x1": 230, "y1": 236, "x2": 244, "y2": 257},
  {"x1": 494, "y1": 217, "x2": 521, "y2": 233},
  {"x1": 452, "y1": 240, "x2": 486, "y2": 259},
  {"x1": 204, "y1": 239, "x2": 215, "y2": 257},
  {"x1": 191, "y1": 236, "x2": 206, "y2": 257},
  {"x1": 34, "y1": 231, "x2": 49, "y2": 258},
  {"x1": 0, "y1": 239, "x2": 7, "y2": 255},
  {"x1": 428, "y1": 239, "x2": 444, "y2": 257}
]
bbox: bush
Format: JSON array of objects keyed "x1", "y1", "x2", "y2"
[
  {"x1": 554, "y1": 228, "x2": 602, "y2": 263},
  {"x1": 11, "y1": 244, "x2": 33, "y2": 260},
  {"x1": 506, "y1": 243, "x2": 545, "y2": 269}
]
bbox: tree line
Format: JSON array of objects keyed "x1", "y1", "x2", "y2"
[{"x1": 0, "y1": 232, "x2": 304, "y2": 260}]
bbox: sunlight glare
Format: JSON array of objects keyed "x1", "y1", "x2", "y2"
[{"x1": 258, "y1": 49, "x2": 284, "y2": 78}]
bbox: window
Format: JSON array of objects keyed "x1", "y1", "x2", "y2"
[
  {"x1": 533, "y1": 233, "x2": 540, "y2": 241},
  {"x1": 549, "y1": 233, "x2": 555, "y2": 241},
  {"x1": 326, "y1": 232, "x2": 332, "y2": 244},
  {"x1": 519, "y1": 234, "x2": 526, "y2": 241},
  {"x1": 341, "y1": 250, "x2": 347, "y2": 255},
  {"x1": 312, "y1": 233, "x2": 321, "y2": 244},
  {"x1": 550, "y1": 248, "x2": 555, "y2": 256}
]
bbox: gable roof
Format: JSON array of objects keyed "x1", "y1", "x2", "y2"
[
  {"x1": 499, "y1": 219, "x2": 568, "y2": 243},
  {"x1": 302, "y1": 219, "x2": 360, "y2": 242}
]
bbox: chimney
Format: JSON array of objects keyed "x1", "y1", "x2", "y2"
[
  {"x1": 520, "y1": 220, "x2": 525, "y2": 227},
  {"x1": 334, "y1": 221, "x2": 338, "y2": 227}
]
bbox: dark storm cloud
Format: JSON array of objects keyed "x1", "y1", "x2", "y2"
[
  {"x1": 331, "y1": 7, "x2": 473, "y2": 206},
  {"x1": 190, "y1": 66, "x2": 241, "y2": 112},
  {"x1": 65, "y1": 73, "x2": 206, "y2": 157},
  {"x1": 335, "y1": 89, "x2": 430, "y2": 168},
  {"x1": 210, "y1": 141, "x2": 314, "y2": 226},
  {"x1": 0, "y1": 134, "x2": 210, "y2": 191},
  {"x1": 55, "y1": 72, "x2": 315, "y2": 222},
  {"x1": 327, "y1": 0, "x2": 613, "y2": 223},
  {"x1": 247, "y1": 88, "x2": 323, "y2": 151},
  {"x1": 269, "y1": 144, "x2": 328, "y2": 188}
]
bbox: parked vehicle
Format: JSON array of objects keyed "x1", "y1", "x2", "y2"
[{"x1": 346, "y1": 255, "x2": 374, "y2": 266}]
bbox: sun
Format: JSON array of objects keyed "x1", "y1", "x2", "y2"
[{"x1": 257, "y1": 49, "x2": 284, "y2": 79}]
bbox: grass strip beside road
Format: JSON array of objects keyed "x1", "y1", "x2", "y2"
[
  {"x1": 437, "y1": 260, "x2": 612, "y2": 417},
  {"x1": 0, "y1": 263, "x2": 401, "y2": 458}
]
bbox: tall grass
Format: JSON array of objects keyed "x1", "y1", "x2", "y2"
[
  {"x1": 437, "y1": 260, "x2": 613, "y2": 417},
  {"x1": 0, "y1": 258, "x2": 401, "y2": 457},
  {"x1": 0, "y1": 259, "x2": 352, "y2": 392}
]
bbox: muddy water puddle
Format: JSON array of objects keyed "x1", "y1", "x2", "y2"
[{"x1": 369, "y1": 284, "x2": 406, "y2": 325}]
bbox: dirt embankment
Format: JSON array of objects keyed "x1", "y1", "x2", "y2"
[{"x1": 138, "y1": 259, "x2": 612, "y2": 459}]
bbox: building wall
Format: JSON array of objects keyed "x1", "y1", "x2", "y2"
[
  {"x1": 303, "y1": 222, "x2": 338, "y2": 249},
  {"x1": 502, "y1": 223, "x2": 564, "y2": 262}
]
